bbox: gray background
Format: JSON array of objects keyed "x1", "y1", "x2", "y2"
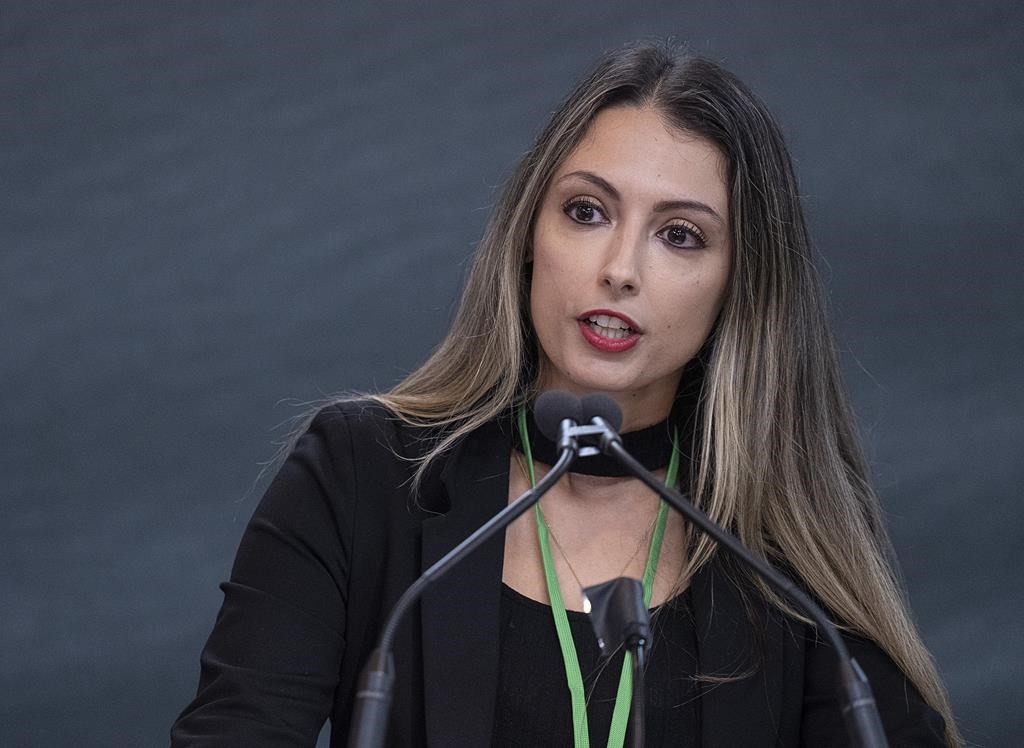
[{"x1": 3, "y1": 2, "x2": 1021, "y2": 745}]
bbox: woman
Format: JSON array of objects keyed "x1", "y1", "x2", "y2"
[{"x1": 173, "y1": 42, "x2": 959, "y2": 746}]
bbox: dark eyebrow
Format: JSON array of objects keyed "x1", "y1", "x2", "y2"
[
  {"x1": 557, "y1": 169, "x2": 725, "y2": 225},
  {"x1": 558, "y1": 170, "x2": 622, "y2": 201}
]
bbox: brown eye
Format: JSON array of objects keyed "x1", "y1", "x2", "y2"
[
  {"x1": 572, "y1": 204, "x2": 596, "y2": 222},
  {"x1": 658, "y1": 222, "x2": 707, "y2": 249},
  {"x1": 562, "y1": 198, "x2": 606, "y2": 224}
]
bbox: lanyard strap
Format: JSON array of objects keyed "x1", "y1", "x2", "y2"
[{"x1": 516, "y1": 406, "x2": 679, "y2": 748}]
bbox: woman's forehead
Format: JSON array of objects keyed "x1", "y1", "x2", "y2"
[{"x1": 552, "y1": 106, "x2": 729, "y2": 219}]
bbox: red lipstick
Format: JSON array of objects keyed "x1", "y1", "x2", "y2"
[{"x1": 577, "y1": 309, "x2": 641, "y2": 353}]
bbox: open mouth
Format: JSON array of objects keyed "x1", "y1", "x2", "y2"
[{"x1": 584, "y1": 314, "x2": 635, "y2": 340}]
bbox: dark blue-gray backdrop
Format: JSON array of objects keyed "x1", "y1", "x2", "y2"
[{"x1": 3, "y1": 2, "x2": 1021, "y2": 746}]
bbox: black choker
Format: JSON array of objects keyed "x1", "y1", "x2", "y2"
[{"x1": 514, "y1": 406, "x2": 680, "y2": 478}]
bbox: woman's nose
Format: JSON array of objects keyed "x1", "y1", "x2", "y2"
[{"x1": 600, "y1": 228, "x2": 643, "y2": 295}]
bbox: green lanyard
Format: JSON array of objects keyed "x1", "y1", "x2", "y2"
[{"x1": 516, "y1": 406, "x2": 679, "y2": 748}]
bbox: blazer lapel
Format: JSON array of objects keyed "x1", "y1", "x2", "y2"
[
  {"x1": 420, "y1": 418, "x2": 511, "y2": 747},
  {"x1": 691, "y1": 557, "x2": 786, "y2": 747}
]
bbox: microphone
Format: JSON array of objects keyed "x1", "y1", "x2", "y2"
[
  {"x1": 347, "y1": 392, "x2": 582, "y2": 748},
  {"x1": 576, "y1": 392, "x2": 890, "y2": 748},
  {"x1": 580, "y1": 393, "x2": 622, "y2": 433},
  {"x1": 533, "y1": 392, "x2": 621, "y2": 441},
  {"x1": 535, "y1": 391, "x2": 624, "y2": 461},
  {"x1": 534, "y1": 390, "x2": 583, "y2": 454},
  {"x1": 534, "y1": 389, "x2": 582, "y2": 440}
]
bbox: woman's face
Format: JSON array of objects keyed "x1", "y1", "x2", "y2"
[{"x1": 530, "y1": 105, "x2": 732, "y2": 426}]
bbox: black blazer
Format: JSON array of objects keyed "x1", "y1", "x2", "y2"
[{"x1": 172, "y1": 401, "x2": 946, "y2": 747}]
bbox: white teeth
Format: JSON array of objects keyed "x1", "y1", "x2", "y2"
[
  {"x1": 587, "y1": 314, "x2": 632, "y2": 331},
  {"x1": 587, "y1": 319, "x2": 632, "y2": 338}
]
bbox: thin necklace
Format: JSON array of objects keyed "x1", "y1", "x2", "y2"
[
  {"x1": 543, "y1": 508, "x2": 657, "y2": 597},
  {"x1": 517, "y1": 451, "x2": 662, "y2": 602},
  {"x1": 516, "y1": 405, "x2": 679, "y2": 748}
]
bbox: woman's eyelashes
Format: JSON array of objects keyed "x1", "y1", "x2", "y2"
[
  {"x1": 562, "y1": 196, "x2": 606, "y2": 224},
  {"x1": 560, "y1": 196, "x2": 709, "y2": 249},
  {"x1": 658, "y1": 220, "x2": 708, "y2": 249}
]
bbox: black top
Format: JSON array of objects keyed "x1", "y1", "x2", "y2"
[
  {"x1": 171, "y1": 400, "x2": 948, "y2": 746},
  {"x1": 492, "y1": 584, "x2": 700, "y2": 746}
]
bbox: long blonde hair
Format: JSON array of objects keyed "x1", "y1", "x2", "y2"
[{"x1": 364, "y1": 42, "x2": 959, "y2": 744}]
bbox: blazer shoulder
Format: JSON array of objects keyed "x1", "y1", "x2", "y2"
[
  {"x1": 302, "y1": 398, "x2": 457, "y2": 510},
  {"x1": 304, "y1": 397, "x2": 431, "y2": 463},
  {"x1": 309, "y1": 397, "x2": 400, "y2": 436}
]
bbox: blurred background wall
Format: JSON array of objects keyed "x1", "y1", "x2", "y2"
[{"x1": 3, "y1": 1, "x2": 1021, "y2": 745}]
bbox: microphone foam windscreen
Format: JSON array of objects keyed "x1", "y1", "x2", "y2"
[
  {"x1": 534, "y1": 390, "x2": 582, "y2": 441},
  {"x1": 580, "y1": 394, "x2": 623, "y2": 432}
]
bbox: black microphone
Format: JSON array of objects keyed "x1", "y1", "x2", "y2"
[
  {"x1": 534, "y1": 390, "x2": 583, "y2": 453},
  {"x1": 534, "y1": 392, "x2": 621, "y2": 441},
  {"x1": 580, "y1": 393, "x2": 623, "y2": 433},
  {"x1": 577, "y1": 393, "x2": 890, "y2": 748},
  {"x1": 347, "y1": 391, "x2": 582, "y2": 748}
]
